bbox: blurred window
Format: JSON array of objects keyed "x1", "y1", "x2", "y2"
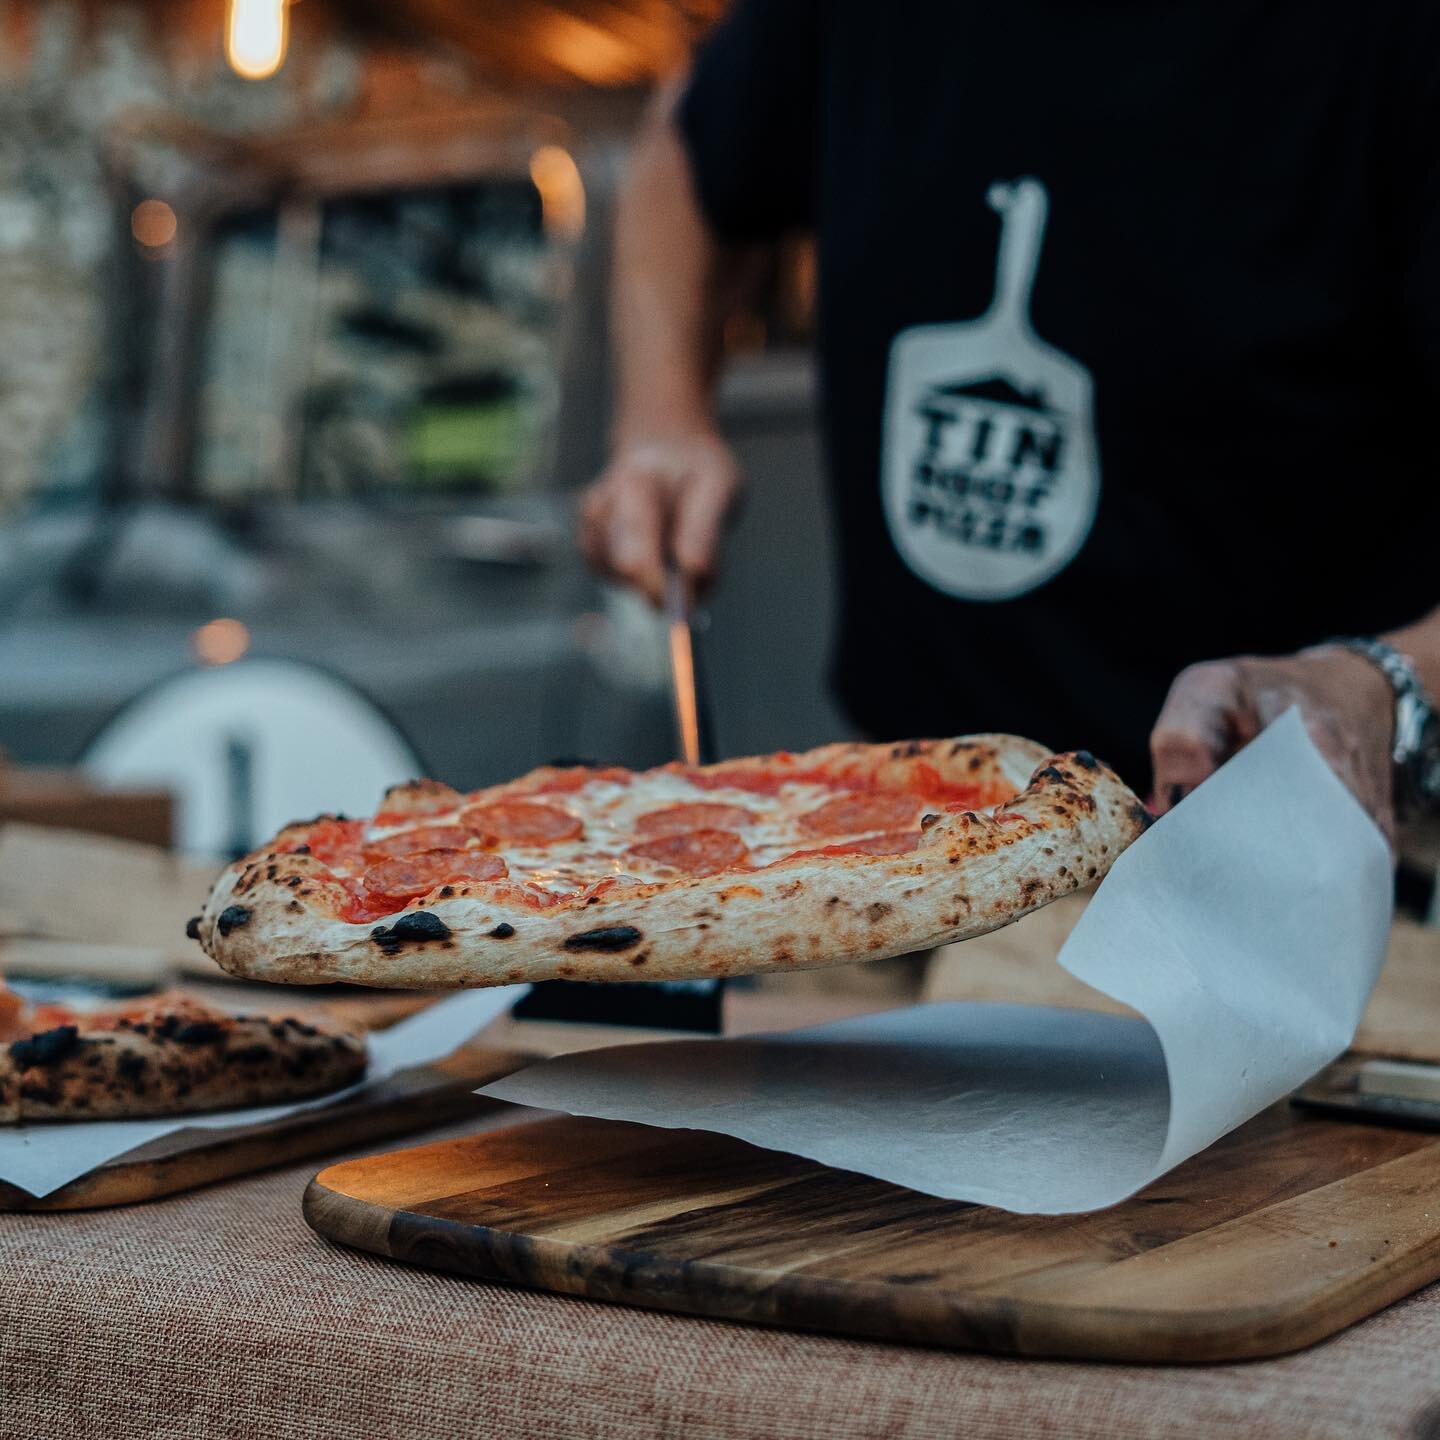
[{"x1": 195, "y1": 175, "x2": 569, "y2": 502}]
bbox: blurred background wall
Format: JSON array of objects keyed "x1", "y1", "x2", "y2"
[{"x1": 0, "y1": 0, "x2": 850, "y2": 854}]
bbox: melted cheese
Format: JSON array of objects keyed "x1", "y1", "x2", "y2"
[{"x1": 352, "y1": 773, "x2": 936, "y2": 901}]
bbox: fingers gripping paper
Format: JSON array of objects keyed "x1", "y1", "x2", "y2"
[{"x1": 483, "y1": 713, "x2": 1393, "y2": 1214}]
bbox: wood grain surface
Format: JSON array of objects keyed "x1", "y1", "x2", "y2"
[
  {"x1": 0, "y1": 1041, "x2": 530, "y2": 1212},
  {"x1": 305, "y1": 1102, "x2": 1440, "y2": 1363}
]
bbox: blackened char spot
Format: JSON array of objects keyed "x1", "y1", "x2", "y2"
[
  {"x1": 217, "y1": 905, "x2": 252, "y2": 936},
  {"x1": 10, "y1": 1026, "x2": 80, "y2": 1068},
  {"x1": 174, "y1": 1021, "x2": 226, "y2": 1045},
  {"x1": 371, "y1": 911, "x2": 452, "y2": 952},
  {"x1": 185, "y1": 915, "x2": 202, "y2": 941},
  {"x1": 1130, "y1": 803, "x2": 1155, "y2": 831},
  {"x1": 490, "y1": 923, "x2": 516, "y2": 938},
  {"x1": 1037, "y1": 766, "x2": 1067, "y2": 785},
  {"x1": 286, "y1": 1049, "x2": 319, "y2": 1077},
  {"x1": 1074, "y1": 750, "x2": 1098, "y2": 770},
  {"x1": 563, "y1": 926, "x2": 643, "y2": 953}
]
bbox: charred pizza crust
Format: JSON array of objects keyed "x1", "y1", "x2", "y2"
[
  {"x1": 0, "y1": 997, "x2": 366, "y2": 1123},
  {"x1": 194, "y1": 735, "x2": 1149, "y2": 989}
]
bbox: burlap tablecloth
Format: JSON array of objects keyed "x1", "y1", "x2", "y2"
[{"x1": 4, "y1": 1099, "x2": 1440, "y2": 1440}]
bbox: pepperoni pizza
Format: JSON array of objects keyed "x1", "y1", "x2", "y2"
[{"x1": 193, "y1": 735, "x2": 1148, "y2": 989}]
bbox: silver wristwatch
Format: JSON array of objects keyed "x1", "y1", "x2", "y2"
[{"x1": 1328, "y1": 637, "x2": 1440, "y2": 817}]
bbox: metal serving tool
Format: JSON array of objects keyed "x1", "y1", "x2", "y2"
[
  {"x1": 664, "y1": 565, "x2": 715, "y2": 767},
  {"x1": 511, "y1": 566, "x2": 724, "y2": 1033}
]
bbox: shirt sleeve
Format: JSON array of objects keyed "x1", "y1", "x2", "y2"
[{"x1": 676, "y1": 0, "x2": 825, "y2": 242}]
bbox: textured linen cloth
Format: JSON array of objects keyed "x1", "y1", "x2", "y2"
[{"x1": 4, "y1": 1101, "x2": 1440, "y2": 1440}]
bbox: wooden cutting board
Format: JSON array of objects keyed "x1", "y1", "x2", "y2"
[
  {"x1": 305, "y1": 1101, "x2": 1440, "y2": 1363},
  {"x1": 0, "y1": 1041, "x2": 529, "y2": 1212}
]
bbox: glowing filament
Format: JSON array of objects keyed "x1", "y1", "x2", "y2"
[{"x1": 226, "y1": 0, "x2": 289, "y2": 81}]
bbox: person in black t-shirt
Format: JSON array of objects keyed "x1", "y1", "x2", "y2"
[{"x1": 579, "y1": 1, "x2": 1440, "y2": 844}]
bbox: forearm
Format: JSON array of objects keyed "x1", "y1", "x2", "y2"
[
  {"x1": 610, "y1": 86, "x2": 759, "y2": 448},
  {"x1": 1384, "y1": 606, "x2": 1440, "y2": 702}
]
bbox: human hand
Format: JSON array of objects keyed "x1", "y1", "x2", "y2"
[
  {"x1": 579, "y1": 432, "x2": 743, "y2": 606},
  {"x1": 1150, "y1": 648, "x2": 1397, "y2": 845}
]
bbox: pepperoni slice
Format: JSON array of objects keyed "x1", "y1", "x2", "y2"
[
  {"x1": 365, "y1": 824, "x2": 479, "y2": 860},
  {"x1": 361, "y1": 850, "x2": 508, "y2": 908},
  {"x1": 0, "y1": 983, "x2": 25, "y2": 1043},
  {"x1": 779, "y1": 830, "x2": 923, "y2": 864},
  {"x1": 634, "y1": 802, "x2": 756, "y2": 839},
  {"x1": 305, "y1": 818, "x2": 367, "y2": 866},
  {"x1": 625, "y1": 828, "x2": 749, "y2": 876},
  {"x1": 462, "y1": 800, "x2": 583, "y2": 846},
  {"x1": 25, "y1": 1002, "x2": 81, "y2": 1033},
  {"x1": 797, "y1": 791, "x2": 921, "y2": 838}
]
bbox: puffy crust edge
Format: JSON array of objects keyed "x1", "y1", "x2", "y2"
[{"x1": 196, "y1": 736, "x2": 1149, "y2": 989}]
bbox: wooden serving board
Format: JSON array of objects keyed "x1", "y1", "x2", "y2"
[
  {"x1": 0, "y1": 1042, "x2": 529, "y2": 1212},
  {"x1": 305, "y1": 1102, "x2": 1440, "y2": 1363}
]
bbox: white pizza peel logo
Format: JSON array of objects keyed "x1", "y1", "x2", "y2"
[{"x1": 881, "y1": 177, "x2": 1100, "y2": 601}]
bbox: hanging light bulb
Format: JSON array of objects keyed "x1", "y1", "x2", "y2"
[{"x1": 226, "y1": 0, "x2": 289, "y2": 81}]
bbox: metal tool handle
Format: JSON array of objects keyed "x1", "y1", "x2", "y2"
[{"x1": 664, "y1": 567, "x2": 716, "y2": 766}]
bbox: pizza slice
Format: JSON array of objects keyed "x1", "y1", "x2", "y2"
[
  {"x1": 193, "y1": 734, "x2": 1149, "y2": 990},
  {"x1": 0, "y1": 980, "x2": 367, "y2": 1124}
]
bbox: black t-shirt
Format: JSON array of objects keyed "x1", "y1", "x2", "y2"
[{"x1": 679, "y1": 0, "x2": 1440, "y2": 789}]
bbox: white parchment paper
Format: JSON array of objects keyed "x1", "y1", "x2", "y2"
[
  {"x1": 482, "y1": 712, "x2": 1393, "y2": 1214},
  {"x1": 0, "y1": 985, "x2": 525, "y2": 1198}
]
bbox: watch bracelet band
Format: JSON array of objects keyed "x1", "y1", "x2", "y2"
[{"x1": 1324, "y1": 636, "x2": 1440, "y2": 814}]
